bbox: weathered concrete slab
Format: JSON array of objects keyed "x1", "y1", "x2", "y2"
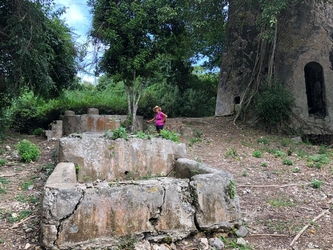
[
  {"x1": 41, "y1": 159, "x2": 241, "y2": 249},
  {"x1": 61, "y1": 109, "x2": 144, "y2": 135},
  {"x1": 59, "y1": 136, "x2": 186, "y2": 182},
  {"x1": 175, "y1": 158, "x2": 240, "y2": 231},
  {"x1": 41, "y1": 163, "x2": 198, "y2": 249}
]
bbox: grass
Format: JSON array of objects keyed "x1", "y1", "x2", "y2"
[
  {"x1": 8, "y1": 210, "x2": 32, "y2": 223},
  {"x1": 225, "y1": 148, "x2": 238, "y2": 159},
  {"x1": 257, "y1": 137, "x2": 269, "y2": 145},
  {"x1": 310, "y1": 178, "x2": 323, "y2": 189},
  {"x1": 0, "y1": 159, "x2": 8, "y2": 166},
  {"x1": 21, "y1": 180, "x2": 34, "y2": 191},
  {"x1": 220, "y1": 235, "x2": 254, "y2": 250},
  {"x1": 267, "y1": 196, "x2": 294, "y2": 208},
  {"x1": 0, "y1": 177, "x2": 9, "y2": 185},
  {"x1": 282, "y1": 158, "x2": 294, "y2": 165},
  {"x1": 252, "y1": 150, "x2": 262, "y2": 158}
]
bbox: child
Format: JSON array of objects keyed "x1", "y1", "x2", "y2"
[{"x1": 147, "y1": 106, "x2": 168, "y2": 133}]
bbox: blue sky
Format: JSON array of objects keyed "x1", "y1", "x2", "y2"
[
  {"x1": 54, "y1": 0, "x2": 91, "y2": 42},
  {"x1": 54, "y1": 0, "x2": 97, "y2": 83}
]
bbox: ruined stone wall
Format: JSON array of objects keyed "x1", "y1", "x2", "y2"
[
  {"x1": 41, "y1": 159, "x2": 240, "y2": 249},
  {"x1": 216, "y1": 0, "x2": 333, "y2": 134},
  {"x1": 275, "y1": 1, "x2": 333, "y2": 134},
  {"x1": 215, "y1": 1, "x2": 259, "y2": 116}
]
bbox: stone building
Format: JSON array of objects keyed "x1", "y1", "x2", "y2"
[{"x1": 216, "y1": 0, "x2": 333, "y2": 135}]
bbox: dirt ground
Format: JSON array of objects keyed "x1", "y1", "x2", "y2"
[{"x1": 0, "y1": 116, "x2": 332, "y2": 250}]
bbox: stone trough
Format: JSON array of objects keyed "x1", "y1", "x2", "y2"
[{"x1": 41, "y1": 133, "x2": 241, "y2": 249}]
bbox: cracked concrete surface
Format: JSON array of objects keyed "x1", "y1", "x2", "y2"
[{"x1": 41, "y1": 142, "x2": 240, "y2": 249}]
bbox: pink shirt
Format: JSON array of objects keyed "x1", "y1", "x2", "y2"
[{"x1": 155, "y1": 111, "x2": 165, "y2": 126}]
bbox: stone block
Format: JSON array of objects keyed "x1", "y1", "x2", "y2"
[{"x1": 59, "y1": 136, "x2": 186, "y2": 182}]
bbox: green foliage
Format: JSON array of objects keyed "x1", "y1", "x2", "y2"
[
  {"x1": 135, "y1": 131, "x2": 153, "y2": 140},
  {"x1": 0, "y1": 177, "x2": 9, "y2": 185},
  {"x1": 282, "y1": 158, "x2": 294, "y2": 166},
  {"x1": 21, "y1": 180, "x2": 34, "y2": 191},
  {"x1": 189, "y1": 137, "x2": 202, "y2": 147},
  {"x1": 273, "y1": 150, "x2": 286, "y2": 158},
  {"x1": 0, "y1": 0, "x2": 78, "y2": 111},
  {"x1": 225, "y1": 148, "x2": 239, "y2": 159},
  {"x1": 252, "y1": 150, "x2": 263, "y2": 158},
  {"x1": 8, "y1": 210, "x2": 32, "y2": 223},
  {"x1": 159, "y1": 130, "x2": 179, "y2": 142},
  {"x1": 257, "y1": 137, "x2": 269, "y2": 145},
  {"x1": 112, "y1": 127, "x2": 129, "y2": 140},
  {"x1": 253, "y1": 82, "x2": 294, "y2": 130},
  {"x1": 228, "y1": 180, "x2": 236, "y2": 199},
  {"x1": 307, "y1": 154, "x2": 330, "y2": 169},
  {"x1": 219, "y1": 235, "x2": 254, "y2": 250},
  {"x1": 267, "y1": 196, "x2": 294, "y2": 208},
  {"x1": 16, "y1": 139, "x2": 41, "y2": 163},
  {"x1": 0, "y1": 159, "x2": 8, "y2": 167},
  {"x1": 281, "y1": 138, "x2": 292, "y2": 147},
  {"x1": 310, "y1": 178, "x2": 323, "y2": 189},
  {"x1": 39, "y1": 163, "x2": 55, "y2": 176},
  {"x1": 33, "y1": 128, "x2": 44, "y2": 136}
]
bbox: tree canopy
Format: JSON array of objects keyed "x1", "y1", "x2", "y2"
[{"x1": 0, "y1": 0, "x2": 78, "y2": 108}]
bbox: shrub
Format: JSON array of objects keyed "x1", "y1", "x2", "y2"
[
  {"x1": 111, "y1": 127, "x2": 128, "y2": 140},
  {"x1": 0, "y1": 159, "x2": 8, "y2": 167},
  {"x1": 16, "y1": 139, "x2": 41, "y2": 163},
  {"x1": 282, "y1": 158, "x2": 294, "y2": 165},
  {"x1": 310, "y1": 178, "x2": 323, "y2": 189},
  {"x1": 253, "y1": 81, "x2": 294, "y2": 130},
  {"x1": 252, "y1": 150, "x2": 263, "y2": 158},
  {"x1": 33, "y1": 128, "x2": 44, "y2": 136},
  {"x1": 160, "y1": 130, "x2": 179, "y2": 142}
]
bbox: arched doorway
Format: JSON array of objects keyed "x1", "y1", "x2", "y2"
[{"x1": 304, "y1": 62, "x2": 326, "y2": 118}]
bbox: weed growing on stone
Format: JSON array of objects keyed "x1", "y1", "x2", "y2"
[
  {"x1": 112, "y1": 127, "x2": 128, "y2": 140},
  {"x1": 75, "y1": 165, "x2": 80, "y2": 175},
  {"x1": 160, "y1": 130, "x2": 179, "y2": 142},
  {"x1": 16, "y1": 139, "x2": 41, "y2": 163},
  {"x1": 228, "y1": 180, "x2": 236, "y2": 199},
  {"x1": 261, "y1": 162, "x2": 268, "y2": 167},
  {"x1": 135, "y1": 131, "x2": 153, "y2": 140},
  {"x1": 252, "y1": 150, "x2": 262, "y2": 158}
]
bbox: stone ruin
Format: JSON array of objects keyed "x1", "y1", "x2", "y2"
[
  {"x1": 216, "y1": 0, "x2": 333, "y2": 136},
  {"x1": 44, "y1": 108, "x2": 144, "y2": 140},
  {"x1": 40, "y1": 110, "x2": 241, "y2": 249}
]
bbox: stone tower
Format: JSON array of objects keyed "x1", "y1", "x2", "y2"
[{"x1": 216, "y1": 0, "x2": 333, "y2": 134}]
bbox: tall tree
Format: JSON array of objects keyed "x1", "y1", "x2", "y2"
[
  {"x1": 0, "y1": 0, "x2": 78, "y2": 108},
  {"x1": 88, "y1": 0, "x2": 192, "y2": 131}
]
